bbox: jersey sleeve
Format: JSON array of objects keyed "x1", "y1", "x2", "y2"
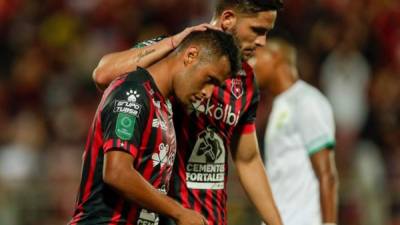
[
  {"x1": 133, "y1": 36, "x2": 166, "y2": 48},
  {"x1": 101, "y1": 82, "x2": 149, "y2": 158},
  {"x1": 236, "y1": 87, "x2": 260, "y2": 135},
  {"x1": 297, "y1": 96, "x2": 336, "y2": 155}
]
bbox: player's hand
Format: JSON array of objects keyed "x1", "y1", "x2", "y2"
[
  {"x1": 175, "y1": 208, "x2": 209, "y2": 225},
  {"x1": 171, "y1": 23, "x2": 221, "y2": 48}
]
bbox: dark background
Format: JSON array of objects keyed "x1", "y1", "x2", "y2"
[{"x1": 0, "y1": 0, "x2": 399, "y2": 224}]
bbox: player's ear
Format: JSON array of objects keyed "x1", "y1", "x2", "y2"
[
  {"x1": 183, "y1": 46, "x2": 200, "y2": 66},
  {"x1": 220, "y1": 10, "x2": 237, "y2": 31}
]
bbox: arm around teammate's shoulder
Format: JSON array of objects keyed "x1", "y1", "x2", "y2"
[
  {"x1": 93, "y1": 37, "x2": 173, "y2": 90},
  {"x1": 93, "y1": 23, "x2": 218, "y2": 91}
]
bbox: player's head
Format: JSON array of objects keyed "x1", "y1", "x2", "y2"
[
  {"x1": 250, "y1": 38, "x2": 297, "y2": 89},
  {"x1": 212, "y1": 0, "x2": 283, "y2": 60},
  {"x1": 172, "y1": 29, "x2": 240, "y2": 105}
]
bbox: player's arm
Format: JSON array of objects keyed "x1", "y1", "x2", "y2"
[
  {"x1": 299, "y1": 97, "x2": 338, "y2": 225},
  {"x1": 103, "y1": 151, "x2": 207, "y2": 225},
  {"x1": 93, "y1": 23, "x2": 216, "y2": 90},
  {"x1": 231, "y1": 131, "x2": 283, "y2": 225},
  {"x1": 101, "y1": 83, "x2": 207, "y2": 225},
  {"x1": 310, "y1": 149, "x2": 338, "y2": 224}
]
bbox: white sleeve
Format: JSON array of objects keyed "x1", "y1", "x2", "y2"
[{"x1": 297, "y1": 96, "x2": 336, "y2": 155}]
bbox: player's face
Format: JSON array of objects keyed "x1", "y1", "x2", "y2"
[
  {"x1": 224, "y1": 11, "x2": 277, "y2": 60},
  {"x1": 174, "y1": 48, "x2": 230, "y2": 105},
  {"x1": 252, "y1": 47, "x2": 277, "y2": 89}
]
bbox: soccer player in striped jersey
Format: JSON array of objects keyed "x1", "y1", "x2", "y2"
[
  {"x1": 69, "y1": 30, "x2": 241, "y2": 225},
  {"x1": 92, "y1": 1, "x2": 284, "y2": 225},
  {"x1": 250, "y1": 38, "x2": 338, "y2": 225}
]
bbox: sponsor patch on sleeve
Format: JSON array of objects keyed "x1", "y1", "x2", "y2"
[
  {"x1": 115, "y1": 113, "x2": 136, "y2": 140},
  {"x1": 113, "y1": 100, "x2": 142, "y2": 117}
]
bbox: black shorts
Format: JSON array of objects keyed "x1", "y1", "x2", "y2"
[{"x1": 159, "y1": 215, "x2": 176, "y2": 225}]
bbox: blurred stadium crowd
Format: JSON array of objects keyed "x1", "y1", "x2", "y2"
[{"x1": 0, "y1": 0, "x2": 399, "y2": 224}]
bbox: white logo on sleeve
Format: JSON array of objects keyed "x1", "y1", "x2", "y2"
[
  {"x1": 186, "y1": 127, "x2": 225, "y2": 190},
  {"x1": 126, "y1": 89, "x2": 140, "y2": 102}
]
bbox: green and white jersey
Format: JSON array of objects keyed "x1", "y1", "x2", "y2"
[{"x1": 263, "y1": 80, "x2": 335, "y2": 225}]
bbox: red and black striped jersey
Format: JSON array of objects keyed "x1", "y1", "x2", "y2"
[
  {"x1": 70, "y1": 67, "x2": 176, "y2": 225},
  {"x1": 170, "y1": 62, "x2": 259, "y2": 225},
  {"x1": 131, "y1": 38, "x2": 259, "y2": 225}
]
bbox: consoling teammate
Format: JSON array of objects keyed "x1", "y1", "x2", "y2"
[
  {"x1": 251, "y1": 38, "x2": 338, "y2": 225},
  {"x1": 69, "y1": 30, "x2": 241, "y2": 225},
  {"x1": 92, "y1": 1, "x2": 284, "y2": 225}
]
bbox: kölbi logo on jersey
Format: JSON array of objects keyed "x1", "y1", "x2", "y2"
[{"x1": 191, "y1": 98, "x2": 240, "y2": 126}]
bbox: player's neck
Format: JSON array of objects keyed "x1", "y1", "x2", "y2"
[
  {"x1": 271, "y1": 69, "x2": 298, "y2": 96},
  {"x1": 146, "y1": 57, "x2": 175, "y2": 98}
]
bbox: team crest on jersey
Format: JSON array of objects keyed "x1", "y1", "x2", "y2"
[{"x1": 231, "y1": 79, "x2": 243, "y2": 99}]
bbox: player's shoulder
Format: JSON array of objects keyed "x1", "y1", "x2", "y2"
[
  {"x1": 104, "y1": 70, "x2": 153, "y2": 107},
  {"x1": 101, "y1": 77, "x2": 151, "y2": 122},
  {"x1": 296, "y1": 81, "x2": 327, "y2": 103},
  {"x1": 294, "y1": 81, "x2": 333, "y2": 115}
]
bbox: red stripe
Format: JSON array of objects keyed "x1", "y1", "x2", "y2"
[
  {"x1": 76, "y1": 114, "x2": 103, "y2": 221},
  {"x1": 221, "y1": 81, "x2": 230, "y2": 135},
  {"x1": 125, "y1": 209, "x2": 138, "y2": 225},
  {"x1": 117, "y1": 139, "x2": 121, "y2": 149},
  {"x1": 126, "y1": 83, "x2": 155, "y2": 218},
  {"x1": 103, "y1": 139, "x2": 139, "y2": 158},
  {"x1": 142, "y1": 116, "x2": 161, "y2": 184},
  {"x1": 193, "y1": 189, "x2": 202, "y2": 213},
  {"x1": 135, "y1": 82, "x2": 154, "y2": 167},
  {"x1": 244, "y1": 64, "x2": 255, "y2": 111},
  {"x1": 108, "y1": 199, "x2": 125, "y2": 225},
  {"x1": 177, "y1": 140, "x2": 189, "y2": 206},
  {"x1": 233, "y1": 77, "x2": 243, "y2": 137},
  {"x1": 205, "y1": 189, "x2": 215, "y2": 225},
  {"x1": 235, "y1": 64, "x2": 255, "y2": 137},
  {"x1": 128, "y1": 141, "x2": 139, "y2": 157},
  {"x1": 240, "y1": 123, "x2": 256, "y2": 134},
  {"x1": 177, "y1": 110, "x2": 190, "y2": 207},
  {"x1": 72, "y1": 77, "x2": 126, "y2": 224},
  {"x1": 152, "y1": 92, "x2": 168, "y2": 188}
]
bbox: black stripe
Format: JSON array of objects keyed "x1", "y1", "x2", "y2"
[
  {"x1": 199, "y1": 190, "x2": 209, "y2": 220},
  {"x1": 117, "y1": 201, "x2": 133, "y2": 225},
  {"x1": 77, "y1": 123, "x2": 96, "y2": 205},
  {"x1": 212, "y1": 190, "x2": 219, "y2": 225},
  {"x1": 137, "y1": 109, "x2": 156, "y2": 172}
]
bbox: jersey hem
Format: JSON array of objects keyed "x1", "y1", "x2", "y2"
[
  {"x1": 307, "y1": 140, "x2": 335, "y2": 155},
  {"x1": 103, "y1": 139, "x2": 139, "y2": 158},
  {"x1": 238, "y1": 123, "x2": 256, "y2": 134}
]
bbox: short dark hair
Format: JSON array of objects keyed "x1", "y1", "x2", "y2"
[
  {"x1": 215, "y1": 0, "x2": 283, "y2": 15},
  {"x1": 177, "y1": 29, "x2": 241, "y2": 76}
]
